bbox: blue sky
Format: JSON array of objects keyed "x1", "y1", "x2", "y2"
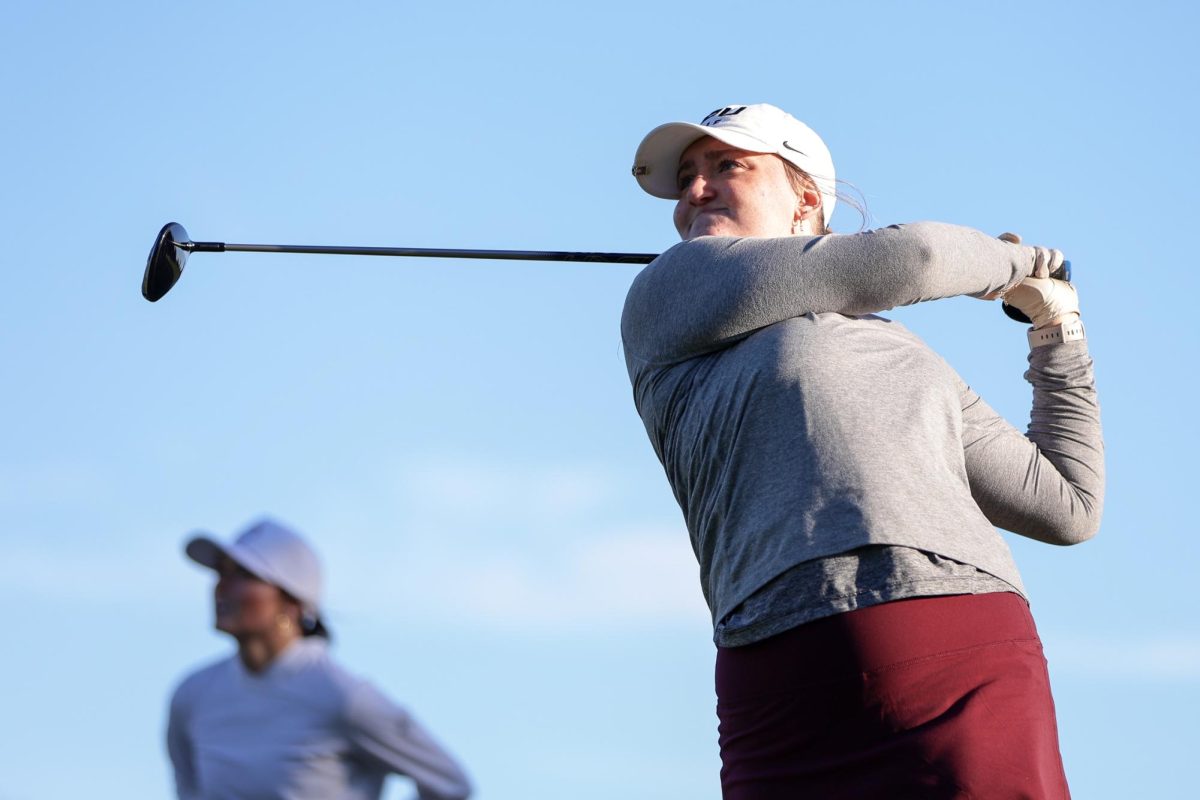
[{"x1": 2, "y1": 1, "x2": 1197, "y2": 797}]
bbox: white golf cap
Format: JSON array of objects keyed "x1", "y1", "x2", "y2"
[
  {"x1": 185, "y1": 517, "x2": 327, "y2": 635},
  {"x1": 633, "y1": 103, "x2": 837, "y2": 224}
]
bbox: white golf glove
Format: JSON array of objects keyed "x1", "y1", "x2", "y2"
[
  {"x1": 996, "y1": 232, "x2": 1078, "y2": 328},
  {"x1": 1002, "y1": 277, "x2": 1080, "y2": 329}
]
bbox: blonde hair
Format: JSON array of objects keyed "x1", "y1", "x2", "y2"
[{"x1": 780, "y1": 160, "x2": 868, "y2": 234}]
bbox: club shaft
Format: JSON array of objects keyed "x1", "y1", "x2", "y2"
[{"x1": 185, "y1": 241, "x2": 657, "y2": 265}]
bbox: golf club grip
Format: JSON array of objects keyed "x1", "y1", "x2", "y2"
[{"x1": 1001, "y1": 260, "x2": 1072, "y2": 324}]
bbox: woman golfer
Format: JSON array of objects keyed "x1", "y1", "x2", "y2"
[
  {"x1": 623, "y1": 103, "x2": 1103, "y2": 798},
  {"x1": 166, "y1": 517, "x2": 472, "y2": 800}
]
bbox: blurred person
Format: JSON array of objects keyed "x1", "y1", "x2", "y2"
[
  {"x1": 166, "y1": 517, "x2": 472, "y2": 800},
  {"x1": 623, "y1": 103, "x2": 1104, "y2": 798}
]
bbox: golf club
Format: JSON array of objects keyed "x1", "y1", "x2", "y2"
[
  {"x1": 141, "y1": 222, "x2": 1069, "y2": 323},
  {"x1": 141, "y1": 222, "x2": 658, "y2": 303}
]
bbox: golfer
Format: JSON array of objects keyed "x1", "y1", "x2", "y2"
[
  {"x1": 623, "y1": 103, "x2": 1104, "y2": 798},
  {"x1": 165, "y1": 517, "x2": 472, "y2": 800}
]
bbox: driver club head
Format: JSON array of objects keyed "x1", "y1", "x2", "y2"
[{"x1": 142, "y1": 222, "x2": 190, "y2": 302}]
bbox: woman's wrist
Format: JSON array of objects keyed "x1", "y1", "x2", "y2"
[{"x1": 1034, "y1": 311, "x2": 1081, "y2": 329}]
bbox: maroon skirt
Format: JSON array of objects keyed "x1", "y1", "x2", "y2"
[{"x1": 715, "y1": 592, "x2": 1070, "y2": 799}]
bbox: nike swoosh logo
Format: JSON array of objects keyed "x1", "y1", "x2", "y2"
[{"x1": 782, "y1": 141, "x2": 807, "y2": 156}]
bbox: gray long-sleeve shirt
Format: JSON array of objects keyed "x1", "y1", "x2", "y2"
[
  {"x1": 166, "y1": 638, "x2": 472, "y2": 800},
  {"x1": 620, "y1": 223, "x2": 1105, "y2": 634}
]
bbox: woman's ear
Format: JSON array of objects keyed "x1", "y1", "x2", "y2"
[
  {"x1": 280, "y1": 593, "x2": 304, "y2": 625},
  {"x1": 792, "y1": 187, "x2": 823, "y2": 234}
]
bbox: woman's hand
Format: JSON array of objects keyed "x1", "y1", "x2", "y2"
[
  {"x1": 977, "y1": 231, "x2": 1064, "y2": 298},
  {"x1": 1003, "y1": 278, "x2": 1080, "y2": 329},
  {"x1": 997, "y1": 232, "x2": 1065, "y2": 278},
  {"x1": 994, "y1": 233, "x2": 1079, "y2": 328}
]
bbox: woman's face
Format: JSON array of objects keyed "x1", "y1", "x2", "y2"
[
  {"x1": 213, "y1": 556, "x2": 289, "y2": 637},
  {"x1": 673, "y1": 136, "x2": 806, "y2": 240}
]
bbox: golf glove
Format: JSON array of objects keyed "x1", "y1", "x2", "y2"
[{"x1": 1002, "y1": 277, "x2": 1079, "y2": 329}]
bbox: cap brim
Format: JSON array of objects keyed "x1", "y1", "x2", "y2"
[
  {"x1": 633, "y1": 121, "x2": 778, "y2": 200},
  {"x1": 184, "y1": 534, "x2": 227, "y2": 571},
  {"x1": 184, "y1": 533, "x2": 269, "y2": 584}
]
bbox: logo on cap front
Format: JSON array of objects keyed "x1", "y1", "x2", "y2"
[{"x1": 701, "y1": 106, "x2": 747, "y2": 127}]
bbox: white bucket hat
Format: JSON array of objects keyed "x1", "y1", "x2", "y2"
[
  {"x1": 632, "y1": 103, "x2": 837, "y2": 224},
  {"x1": 185, "y1": 517, "x2": 328, "y2": 637}
]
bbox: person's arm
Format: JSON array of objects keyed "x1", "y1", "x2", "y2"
[
  {"x1": 621, "y1": 221, "x2": 1044, "y2": 365},
  {"x1": 959, "y1": 337, "x2": 1104, "y2": 544},
  {"x1": 165, "y1": 688, "x2": 200, "y2": 800},
  {"x1": 343, "y1": 682, "x2": 472, "y2": 800}
]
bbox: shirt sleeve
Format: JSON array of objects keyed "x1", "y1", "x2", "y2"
[
  {"x1": 165, "y1": 687, "x2": 200, "y2": 800},
  {"x1": 343, "y1": 681, "x2": 473, "y2": 800},
  {"x1": 621, "y1": 221, "x2": 1039, "y2": 365},
  {"x1": 959, "y1": 340, "x2": 1105, "y2": 544}
]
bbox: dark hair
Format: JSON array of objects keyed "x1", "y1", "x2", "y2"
[
  {"x1": 302, "y1": 613, "x2": 331, "y2": 640},
  {"x1": 780, "y1": 160, "x2": 868, "y2": 234},
  {"x1": 280, "y1": 588, "x2": 331, "y2": 640}
]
